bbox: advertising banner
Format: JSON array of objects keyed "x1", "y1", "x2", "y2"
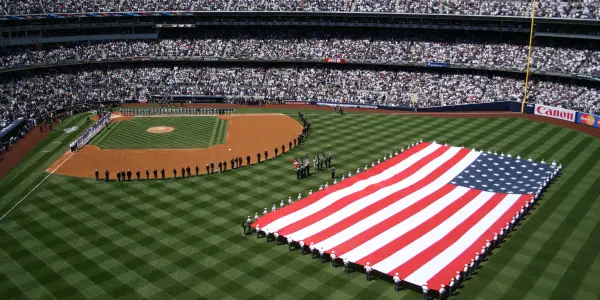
[
  {"x1": 316, "y1": 102, "x2": 377, "y2": 109},
  {"x1": 284, "y1": 101, "x2": 311, "y2": 105},
  {"x1": 324, "y1": 58, "x2": 345, "y2": 64},
  {"x1": 576, "y1": 112, "x2": 600, "y2": 128},
  {"x1": 534, "y1": 104, "x2": 576, "y2": 122},
  {"x1": 427, "y1": 62, "x2": 449, "y2": 68}
]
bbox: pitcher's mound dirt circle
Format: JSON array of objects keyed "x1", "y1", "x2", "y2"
[{"x1": 147, "y1": 126, "x2": 174, "y2": 134}]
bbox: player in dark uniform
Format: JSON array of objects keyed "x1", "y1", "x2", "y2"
[
  {"x1": 275, "y1": 147, "x2": 279, "y2": 157},
  {"x1": 296, "y1": 166, "x2": 301, "y2": 179},
  {"x1": 116, "y1": 171, "x2": 121, "y2": 182},
  {"x1": 206, "y1": 164, "x2": 210, "y2": 175},
  {"x1": 223, "y1": 161, "x2": 227, "y2": 172},
  {"x1": 127, "y1": 169, "x2": 132, "y2": 181},
  {"x1": 105, "y1": 170, "x2": 109, "y2": 182},
  {"x1": 282, "y1": 143, "x2": 286, "y2": 154},
  {"x1": 121, "y1": 170, "x2": 126, "y2": 181},
  {"x1": 195, "y1": 165, "x2": 200, "y2": 176},
  {"x1": 95, "y1": 169, "x2": 99, "y2": 180},
  {"x1": 231, "y1": 158, "x2": 235, "y2": 169},
  {"x1": 181, "y1": 167, "x2": 186, "y2": 178},
  {"x1": 146, "y1": 169, "x2": 150, "y2": 180},
  {"x1": 186, "y1": 166, "x2": 191, "y2": 177},
  {"x1": 246, "y1": 155, "x2": 251, "y2": 165},
  {"x1": 136, "y1": 170, "x2": 141, "y2": 180},
  {"x1": 218, "y1": 161, "x2": 223, "y2": 173},
  {"x1": 238, "y1": 157, "x2": 242, "y2": 167},
  {"x1": 161, "y1": 168, "x2": 165, "y2": 179},
  {"x1": 264, "y1": 149, "x2": 269, "y2": 160},
  {"x1": 173, "y1": 168, "x2": 177, "y2": 179},
  {"x1": 210, "y1": 162, "x2": 215, "y2": 174},
  {"x1": 153, "y1": 169, "x2": 158, "y2": 179},
  {"x1": 257, "y1": 152, "x2": 261, "y2": 163},
  {"x1": 289, "y1": 141, "x2": 293, "y2": 150}
]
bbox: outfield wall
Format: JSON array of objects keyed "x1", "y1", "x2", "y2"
[{"x1": 313, "y1": 100, "x2": 536, "y2": 114}]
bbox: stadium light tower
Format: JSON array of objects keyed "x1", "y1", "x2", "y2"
[{"x1": 521, "y1": 0, "x2": 538, "y2": 113}]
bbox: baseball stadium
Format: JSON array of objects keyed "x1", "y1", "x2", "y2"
[{"x1": 1, "y1": 3, "x2": 600, "y2": 300}]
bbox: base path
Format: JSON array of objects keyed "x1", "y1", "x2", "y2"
[{"x1": 48, "y1": 114, "x2": 303, "y2": 179}]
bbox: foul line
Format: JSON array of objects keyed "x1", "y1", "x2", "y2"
[{"x1": 0, "y1": 151, "x2": 76, "y2": 222}]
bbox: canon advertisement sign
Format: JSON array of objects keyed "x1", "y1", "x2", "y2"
[{"x1": 534, "y1": 104, "x2": 576, "y2": 122}]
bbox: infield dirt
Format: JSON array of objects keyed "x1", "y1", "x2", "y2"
[{"x1": 48, "y1": 114, "x2": 303, "y2": 179}]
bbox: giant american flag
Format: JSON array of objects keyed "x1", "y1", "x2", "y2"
[{"x1": 252, "y1": 142, "x2": 556, "y2": 290}]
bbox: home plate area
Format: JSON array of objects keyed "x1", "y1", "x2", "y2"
[{"x1": 250, "y1": 141, "x2": 561, "y2": 295}]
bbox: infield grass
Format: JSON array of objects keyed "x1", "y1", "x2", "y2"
[
  {"x1": 90, "y1": 116, "x2": 228, "y2": 149},
  {"x1": 0, "y1": 110, "x2": 599, "y2": 300}
]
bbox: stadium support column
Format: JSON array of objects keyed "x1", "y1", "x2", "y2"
[{"x1": 521, "y1": 0, "x2": 537, "y2": 113}]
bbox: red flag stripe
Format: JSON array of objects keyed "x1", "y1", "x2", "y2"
[
  {"x1": 307, "y1": 185, "x2": 457, "y2": 248},
  {"x1": 301, "y1": 146, "x2": 470, "y2": 250},
  {"x1": 277, "y1": 145, "x2": 450, "y2": 236},
  {"x1": 254, "y1": 142, "x2": 431, "y2": 229},
  {"x1": 424, "y1": 194, "x2": 530, "y2": 287},
  {"x1": 383, "y1": 192, "x2": 507, "y2": 277}
]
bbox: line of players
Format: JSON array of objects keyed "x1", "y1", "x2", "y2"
[
  {"x1": 119, "y1": 107, "x2": 234, "y2": 116},
  {"x1": 94, "y1": 112, "x2": 310, "y2": 182}
]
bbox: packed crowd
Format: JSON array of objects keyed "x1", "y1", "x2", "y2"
[
  {"x1": 1, "y1": 66, "x2": 598, "y2": 116},
  {"x1": 2, "y1": 37, "x2": 599, "y2": 76},
  {"x1": 0, "y1": 69, "x2": 131, "y2": 131},
  {"x1": 1, "y1": 0, "x2": 598, "y2": 19}
]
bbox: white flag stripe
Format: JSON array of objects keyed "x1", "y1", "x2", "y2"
[
  {"x1": 286, "y1": 146, "x2": 463, "y2": 241},
  {"x1": 404, "y1": 194, "x2": 521, "y2": 284},
  {"x1": 316, "y1": 186, "x2": 470, "y2": 253},
  {"x1": 340, "y1": 150, "x2": 481, "y2": 262},
  {"x1": 262, "y1": 143, "x2": 442, "y2": 232},
  {"x1": 342, "y1": 151, "x2": 480, "y2": 261},
  {"x1": 371, "y1": 191, "x2": 496, "y2": 273}
]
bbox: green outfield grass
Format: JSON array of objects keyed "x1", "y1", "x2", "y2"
[
  {"x1": 90, "y1": 116, "x2": 228, "y2": 149},
  {"x1": 0, "y1": 110, "x2": 599, "y2": 300}
]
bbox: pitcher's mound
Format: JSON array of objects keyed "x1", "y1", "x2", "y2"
[{"x1": 147, "y1": 126, "x2": 174, "y2": 134}]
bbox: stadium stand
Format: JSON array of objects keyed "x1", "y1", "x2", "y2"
[
  {"x1": 0, "y1": 0, "x2": 598, "y2": 19},
  {"x1": 1, "y1": 67, "x2": 598, "y2": 119},
  {"x1": 1, "y1": 35, "x2": 599, "y2": 76}
]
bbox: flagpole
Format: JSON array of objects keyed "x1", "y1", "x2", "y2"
[{"x1": 521, "y1": 0, "x2": 537, "y2": 113}]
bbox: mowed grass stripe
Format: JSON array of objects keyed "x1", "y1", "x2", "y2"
[
  {"x1": 92, "y1": 117, "x2": 227, "y2": 150},
  {"x1": 215, "y1": 119, "x2": 228, "y2": 145}
]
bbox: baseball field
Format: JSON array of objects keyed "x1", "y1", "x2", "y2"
[{"x1": 0, "y1": 107, "x2": 599, "y2": 300}]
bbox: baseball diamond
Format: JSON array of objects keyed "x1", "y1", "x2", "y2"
[
  {"x1": 48, "y1": 113, "x2": 302, "y2": 179},
  {"x1": 0, "y1": 106, "x2": 599, "y2": 300}
]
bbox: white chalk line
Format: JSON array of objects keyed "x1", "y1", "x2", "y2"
[
  {"x1": 0, "y1": 151, "x2": 76, "y2": 222},
  {"x1": 40, "y1": 141, "x2": 61, "y2": 153}
]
